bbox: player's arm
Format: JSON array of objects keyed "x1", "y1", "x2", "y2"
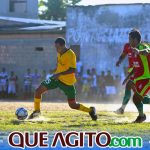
[
  {"x1": 122, "y1": 69, "x2": 134, "y2": 85},
  {"x1": 116, "y1": 52, "x2": 127, "y2": 67},
  {"x1": 132, "y1": 46, "x2": 150, "y2": 56}
]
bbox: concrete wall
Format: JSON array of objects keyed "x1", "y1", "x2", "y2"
[
  {"x1": 0, "y1": 33, "x2": 64, "y2": 87},
  {"x1": 66, "y1": 4, "x2": 150, "y2": 75},
  {"x1": 0, "y1": 0, "x2": 38, "y2": 18},
  {"x1": 0, "y1": 0, "x2": 9, "y2": 15}
]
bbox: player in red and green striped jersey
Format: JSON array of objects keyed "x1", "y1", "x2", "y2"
[
  {"x1": 123, "y1": 29, "x2": 150, "y2": 123},
  {"x1": 115, "y1": 42, "x2": 134, "y2": 114}
]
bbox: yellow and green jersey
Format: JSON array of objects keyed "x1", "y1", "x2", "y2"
[{"x1": 55, "y1": 49, "x2": 76, "y2": 85}]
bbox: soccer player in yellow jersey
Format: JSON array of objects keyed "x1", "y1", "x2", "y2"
[{"x1": 29, "y1": 37, "x2": 97, "y2": 121}]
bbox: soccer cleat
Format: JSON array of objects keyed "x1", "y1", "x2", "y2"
[
  {"x1": 28, "y1": 110, "x2": 41, "y2": 119},
  {"x1": 133, "y1": 114, "x2": 146, "y2": 123},
  {"x1": 89, "y1": 107, "x2": 97, "y2": 121},
  {"x1": 114, "y1": 107, "x2": 124, "y2": 114}
]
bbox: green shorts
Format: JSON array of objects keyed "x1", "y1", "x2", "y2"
[{"x1": 41, "y1": 77, "x2": 76, "y2": 99}]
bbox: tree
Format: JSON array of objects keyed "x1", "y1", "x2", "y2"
[{"x1": 39, "y1": 0, "x2": 81, "y2": 20}]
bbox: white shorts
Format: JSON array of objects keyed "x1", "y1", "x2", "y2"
[
  {"x1": 8, "y1": 84, "x2": 16, "y2": 94},
  {"x1": 0, "y1": 84, "x2": 7, "y2": 92}
]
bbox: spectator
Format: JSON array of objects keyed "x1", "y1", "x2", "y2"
[
  {"x1": 0, "y1": 68, "x2": 8, "y2": 98},
  {"x1": 105, "y1": 70, "x2": 116, "y2": 96},
  {"x1": 82, "y1": 69, "x2": 91, "y2": 98},
  {"x1": 32, "y1": 69, "x2": 41, "y2": 91},
  {"x1": 90, "y1": 68, "x2": 97, "y2": 97},
  {"x1": 24, "y1": 68, "x2": 32, "y2": 99},
  {"x1": 76, "y1": 59, "x2": 83, "y2": 76},
  {"x1": 105, "y1": 70, "x2": 114, "y2": 86},
  {"x1": 8, "y1": 71, "x2": 18, "y2": 98},
  {"x1": 97, "y1": 71, "x2": 106, "y2": 98}
]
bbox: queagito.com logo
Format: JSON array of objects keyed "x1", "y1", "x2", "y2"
[{"x1": 7, "y1": 131, "x2": 143, "y2": 149}]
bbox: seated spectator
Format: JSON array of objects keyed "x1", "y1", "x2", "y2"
[
  {"x1": 0, "y1": 68, "x2": 8, "y2": 98},
  {"x1": 24, "y1": 68, "x2": 32, "y2": 99},
  {"x1": 8, "y1": 71, "x2": 18, "y2": 98}
]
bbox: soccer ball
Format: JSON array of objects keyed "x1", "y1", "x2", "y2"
[{"x1": 15, "y1": 107, "x2": 28, "y2": 120}]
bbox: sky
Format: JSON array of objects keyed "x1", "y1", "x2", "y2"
[
  {"x1": 38, "y1": 0, "x2": 150, "y2": 12},
  {"x1": 77, "y1": 0, "x2": 150, "y2": 6}
]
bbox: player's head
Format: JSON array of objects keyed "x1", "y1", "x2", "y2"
[
  {"x1": 129, "y1": 29, "x2": 141, "y2": 47},
  {"x1": 55, "y1": 37, "x2": 66, "y2": 53}
]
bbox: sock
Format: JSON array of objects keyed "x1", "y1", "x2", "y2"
[
  {"x1": 78, "y1": 104, "x2": 91, "y2": 113},
  {"x1": 135, "y1": 101, "x2": 144, "y2": 116},
  {"x1": 143, "y1": 95, "x2": 150, "y2": 104},
  {"x1": 122, "y1": 89, "x2": 131, "y2": 109},
  {"x1": 34, "y1": 98, "x2": 41, "y2": 111},
  {"x1": 121, "y1": 105, "x2": 126, "y2": 110}
]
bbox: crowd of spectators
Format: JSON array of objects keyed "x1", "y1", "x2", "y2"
[
  {"x1": 76, "y1": 64, "x2": 123, "y2": 100},
  {"x1": 0, "y1": 64, "x2": 125, "y2": 101}
]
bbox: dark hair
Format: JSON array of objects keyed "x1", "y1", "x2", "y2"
[
  {"x1": 129, "y1": 29, "x2": 141, "y2": 43},
  {"x1": 55, "y1": 37, "x2": 66, "y2": 46}
]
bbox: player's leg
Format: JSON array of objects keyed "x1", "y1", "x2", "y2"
[
  {"x1": 132, "y1": 79, "x2": 150, "y2": 123},
  {"x1": 28, "y1": 77, "x2": 58, "y2": 119},
  {"x1": 59, "y1": 82, "x2": 97, "y2": 121},
  {"x1": 133, "y1": 93, "x2": 146, "y2": 123},
  {"x1": 143, "y1": 95, "x2": 150, "y2": 104},
  {"x1": 115, "y1": 81, "x2": 132, "y2": 114},
  {"x1": 28, "y1": 85, "x2": 48, "y2": 119}
]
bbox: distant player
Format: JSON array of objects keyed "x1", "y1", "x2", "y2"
[
  {"x1": 123, "y1": 29, "x2": 150, "y2": 123},
  {"x1": 115, "y1": 41, "x2": 134, "y2": 114},
  {"x1": 29, "y1": 37, "x2": 97, "y2": 121}
]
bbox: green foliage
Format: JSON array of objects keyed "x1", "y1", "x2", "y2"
[{"x1": 39, "y1": 0, "x2": 81, "y2": 20}]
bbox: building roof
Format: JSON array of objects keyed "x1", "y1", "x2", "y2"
[
  {"x1": 0, "y1": 16, "x2": 66, "y2": 33},
  {"x1": 77, "y1": 0, "x2": 150, "y2": 6}
]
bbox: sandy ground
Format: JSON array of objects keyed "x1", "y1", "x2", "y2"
[{"x1": 0, "y1": 101, "x2": 150, "y2": 113}]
